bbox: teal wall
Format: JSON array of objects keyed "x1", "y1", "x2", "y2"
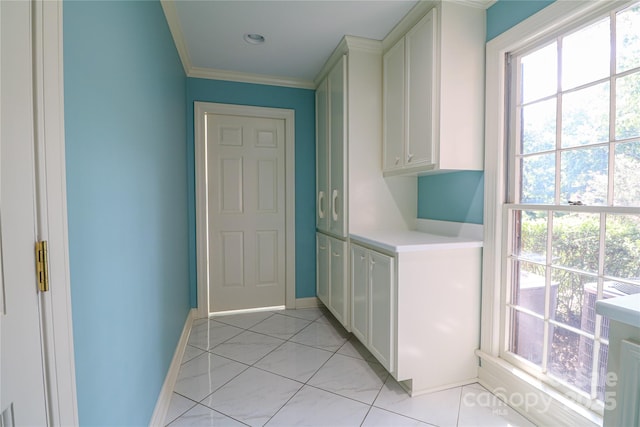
[
  {"x1": 64, "y1": 1, "x2": 190, "y2": 425},
  {"x1": 59, "y1": 0, "x2": 563, "y2": 422},
  {"x1": 418, "y1": 172, "x2": 484, "y2": 224},
  {"x1": 186, "y1": 78, "x2": 316, "y2": 306},
  {"x1": 487, "y1": 0, "x2": 556, "y2": 41},
  {"x1": 416, "y1": 0, "x2": 557, "y2": 225}
]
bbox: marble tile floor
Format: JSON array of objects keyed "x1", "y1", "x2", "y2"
[{"x1": 165, "y1": 307, "x2": 536, "y2": 427}]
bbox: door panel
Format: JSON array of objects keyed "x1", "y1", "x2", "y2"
[
  {"x1": 256, "y1": 230, "x2": 277, "y2": 285},
  {"x1": 220, "y1": 232, "x2": 244, "y2": 287},
  {"x1": 315, "y1": 79, "x2": 329, "y2": 232},
  {"x1": 0, "y1": 1, "x2": 49, "y2": 424},
  {"x1": 351, "y1": 244, "x2": 368, "y2": 343},
  {"x1": 383, "y1": 38, "x2": 405, "y2": 171},
  {"x1": 329, "y1": 56, "x2": 347, "y2": 237},
  {"x1": 406, "y1": 10, "x2": 435, "y2": 166},
  {"x1": 329, "y1": 237, "x2": 347, "y2": 326},
  {"x1": 316, "y1": 233, "x2": 329, "y2": 306},
  {"x1": 220, "y1": 157, "x2": 243, "y2": 213},
  {"x1": 257, "y1": 159, "x2": 277, "y2": 212},
  {"x1": 370, "y1": 251, "x2": 394, "y2": 371},
  {"x1": 208, "y1": 114, "x2": 286, "y2": 312}
]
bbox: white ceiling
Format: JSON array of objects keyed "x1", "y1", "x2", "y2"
[{"x1": 162, "y1": 0, "x2": 492, "y2": 88}]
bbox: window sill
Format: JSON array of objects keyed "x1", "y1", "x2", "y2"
[{"x1": 476, "y1": 350, "x2": 603, "y2": 427}]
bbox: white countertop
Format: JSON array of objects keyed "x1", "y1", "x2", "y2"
[
  {"x1": 596, "y1": 293, "x2": 640, "y2": 328},
  {"x1": 350, "y1": 229, "x2": 483, "y2": 253}
]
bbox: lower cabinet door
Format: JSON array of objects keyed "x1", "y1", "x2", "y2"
[
  {"x1": 329, "y1": 237, "x2": 348, "y2": 327},
  {"x1": 351, "y1": 244, "x2": 368, "y2": 343},
  {"x1": 316, "y1": 233, "x2": 329, "y2": 307},
  {"x1": 369, "y1": 250, "x2": 394, "y2": 372}
]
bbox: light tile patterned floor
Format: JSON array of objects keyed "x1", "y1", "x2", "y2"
[{"x1": 165, "y1": 307, "x2": 536, "y2": 426}]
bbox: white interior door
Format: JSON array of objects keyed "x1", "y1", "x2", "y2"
[
  {"x1": 0, "y1": 1, "x2": 49, "y2": 424},
  {"x1": 208, "y1": 114, "x2": 286, "y2": 312}
]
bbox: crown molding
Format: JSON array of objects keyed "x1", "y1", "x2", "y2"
[
  {"x1": 382, "y1": 1, "x2": 436, "y2": 51},
  {"x1": 313, "y1": 35, "x2": 383, "y2": 86},
  {"x1": 382, "y1": 0, "x2": 493, "y2": 52},
  {"x1": 160, "y1": 0, "x2": 191, "y2": 75},
  {"x1": 344, "y1": 35, "x2": 384, "y2": 53},
  {"x1": 188, "y1": 67, "x2": 315, "y2": 89},
  {"x1": 162, "y1": 0, "x2": 491, "y2": 90},
  {"x1": 162, "y1": 0, "x2": 314, "y2": 89},
  {"x1": 454, "y1": 0, "x2": 496, "y2": 9}
]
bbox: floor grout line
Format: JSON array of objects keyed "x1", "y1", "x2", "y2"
[{"x1": 173, "y1": 308, "x2": 525, "y2": 427}]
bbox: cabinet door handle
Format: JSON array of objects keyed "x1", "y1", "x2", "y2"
[
  {"x1": 407, "y1": 153, "x2": 414, "y2": 163},
  {"x1": 332, "y1": 252, "x2": 340, "y2": 257},
  {"x1": 395, "y1": 156, "x2": 400, "y2": 165},
  {"x1": 332, "y1": 189, "x2": 339, "y2": 222},
  {"x1": 319, "y1": 245, "x2": 326, "y2": 250},
  {"x1": 318, "y1": 191, "x2": 325, "y2": 219},
  {"x1": 360, "y1": 255, "x2": 365, "y2": 261}
]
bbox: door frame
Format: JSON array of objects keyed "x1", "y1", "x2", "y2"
[
  {"x1": 4, "y1": 1, "x2": 78, "y2": 424},
  {"x1": 194, "y1": 102, "x2": 296, "y2": 317}
]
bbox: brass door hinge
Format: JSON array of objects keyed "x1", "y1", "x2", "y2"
[{"x1": 35, "y1": 240, "x2": 49, "y2": 292}]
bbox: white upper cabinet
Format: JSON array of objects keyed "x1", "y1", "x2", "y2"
[
  {"x1": 316, "y1": 37, "x2": 416, "y2": 238},
  {"x1": 383, "y1": 38, "x2": 406, "y2": 171},
  {"x1": 406, "y1": 11, "x2": 436, "y2": 168},
  {"x1": 316, "y1": 78, "x2": 329, "y2": 232},
  {"x1": 328, "y1": 57, "x2": 347, "y2": 237},
  {"x1": 316, "y1": 55, "x2": 347, "y2": 238},
  {"x1": 383, "y1": 1, "x2": 485, "y2": 176}
]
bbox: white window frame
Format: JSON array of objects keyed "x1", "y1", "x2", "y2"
[{"x1": 478, "y1": 1, "x2": 637, "y2": 426}]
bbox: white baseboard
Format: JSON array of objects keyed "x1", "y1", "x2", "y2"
[
  {"x1": 149, "y1": 308, "x2": 196, "y2": 426},
  {"x1": 295, "y1": 297, "x2": 320, "y2": 308}
]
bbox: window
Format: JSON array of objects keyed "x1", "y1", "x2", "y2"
[{"x1": 504, "y1": 3, "x2": 640, "y2": 413}]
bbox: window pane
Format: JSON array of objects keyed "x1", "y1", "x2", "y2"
[
  {"x1": 521, "y1": 42, "x2": 557, "y2": 103},
  {"x1": 521, "y1": 153, "x2": 555, "y2": 204},
  {"x1": 614, "y1": 141, "x2": 640, "y2": 206},
  {"x1": 552, "y1": 212, "x2": 600, "y2": 273},
  {"x1": 510, "y1": 309, "x2": 545, "y2": 366},
  {"x1": 548, "y1": 326, "x2": 594, "y2": 396},
  {"x1": 514, "y1": 210, "x2": 548, "y2": 262},
  {"x1": 512, "y1": 260, "x2": 547, "y2": 316},
  {"x1": 522, "y1": 98, "x2": 556, "y2": 154},
  {"x1": 551, "y1": 268, "x2": 596, "y2": 329},
  {"x1": 616, "y1": 4, "x2": 640, "y2": 73},
  {"x1": 562, "y1": 18, "x2": 610, "y2": 90},
  {"x1": 604, "y1": 214, "x2": 640, "y2": 280},
  {"x1": 562, "y1": 82, "x2": 610, "y2": 148},
  {"x1": 615, "y1": 71, "x2": 640, "y2": 140},
  {"x1": 561, "y1": 146, "x2": 609, "y2": 205}
]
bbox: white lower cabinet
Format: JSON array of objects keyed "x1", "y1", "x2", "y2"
[
  {"x1": 350, "y1": 244, "x2": 369, "y2": 343},
  {"x1": 350, "y1": 244, "x2": 394, "y2": 371},
  {"x1": 350, "y1": 238, "x2": 481, "y2": 396},
  {"x1": 317, "y1": 232, "x2": 349, "y2": 329}
]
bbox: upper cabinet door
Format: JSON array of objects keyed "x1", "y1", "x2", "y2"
[
  {"x1": 328, "y1": 55, "x2": 347, "y2": 238},
  {"x1": 383, "y1": 39, "x2": 405, "y2": 172},
  {"x1": 405, "y1": 9, "x2": 435, "y2": 168},
  {"x1": 382, "y1": 3, "x2": 483, "y2": 176},
  {"x1": 316, "y1": 78, "x2": 329, "y2": 232}
]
